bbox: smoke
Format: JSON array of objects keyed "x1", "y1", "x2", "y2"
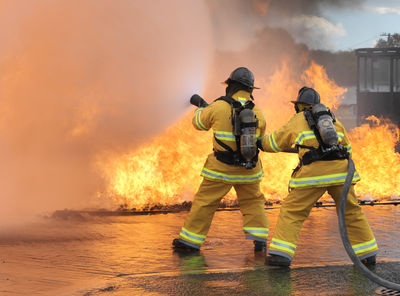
[
  {"x1": 0, "y1": 0, "x2": 368, "y2": 223},
  {"x1": 0, "y1": 0, "x2": 213, "y2": 224},
  {"x1": 207, "y1": 0, "x2": 365, "y2": 51},
  {"x1": 201, "y1": 0, "x2": 366, "y2": 99},
  {"x1": 265, "y1": 0, "x2": 365, "y2": 15}
]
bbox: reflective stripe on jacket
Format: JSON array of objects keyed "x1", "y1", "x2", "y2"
[
  {"x1": 192, "y1": 90, "x2": 266, "y2": 184},
  {"x1": 261, "y1": 111, "x2": 359, "y2": 188}
]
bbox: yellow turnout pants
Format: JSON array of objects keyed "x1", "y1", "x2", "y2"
[
  {"x1": 179, "y1": 178, "x2": 269, "y2": 249},
  {"x1": 268, "y1": 185, "x2": 378, "y2": 261}
]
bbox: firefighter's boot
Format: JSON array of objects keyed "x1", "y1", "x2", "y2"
[
  {"x1": 361, "y1": 254, "x2": 376, "y2": 265},
  {"x1": 254, "y1": 240, "x2": 267, "y2": 252},
  {"x1": 172, "y1": 238, "x2": 199, "y2": 252},
  {"x1": 266, "y1": 254, "x2": 291, "y2": 267}
]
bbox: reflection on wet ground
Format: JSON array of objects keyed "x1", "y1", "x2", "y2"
[{"x1": 0, "y1": 206, "x2": 399, "y2": 295}]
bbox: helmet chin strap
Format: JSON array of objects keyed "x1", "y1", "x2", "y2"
[{"x1": 295, "y1": 104, "x2": 300, "y2": 113}]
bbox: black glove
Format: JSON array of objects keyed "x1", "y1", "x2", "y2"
[
  {"x1": 190, "y1": 94, "x2": 209, "y2": 108},
  {"x1": 256, "y1": 138, "x2": 264, "y2": 151}
]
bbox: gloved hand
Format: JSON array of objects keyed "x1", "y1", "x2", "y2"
[
  {"x1": 190, "y1": 94, "x2": 209, "y2": 108},
  {"x1": 256, "y1": 138, "x2": 264, "y2": 151}
]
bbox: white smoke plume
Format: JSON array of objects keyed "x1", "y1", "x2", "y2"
[
  {"x1": 0, "y1": 0, "x2": 213, "y2": 224},
  {"x1": 207, "y1": 0, "x2": 364, "y2": 51}
]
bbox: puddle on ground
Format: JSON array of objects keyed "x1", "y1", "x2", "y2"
[{"x1": 0, "y1": 206, "x2": 399, "y2": 295}]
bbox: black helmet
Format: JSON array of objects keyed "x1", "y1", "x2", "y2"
[
  {"x1": 223, "y1": 67, "x2": 259, "y2": 89},
  {"x1": 291, "y1": 87, "x2": 320, "y2": 105}
]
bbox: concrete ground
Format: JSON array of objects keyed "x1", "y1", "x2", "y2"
[
  {"x1": 91, "y1": 261, "x2": 400, "y2": 296},
  {"x1": 1, "y1": 206, "x2": 400, "y2": 295}
]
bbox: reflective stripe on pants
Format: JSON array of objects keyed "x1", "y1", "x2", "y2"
[
  {"x1": 268, "y1": 185, "x2": 377, "y2": 261},
  {"x1": 180, "y1": 178, "x2": 269, "y2": 248}
]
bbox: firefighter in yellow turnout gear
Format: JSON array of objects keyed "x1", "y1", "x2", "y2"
[
  {"x1": 173, "y1": 67, "x2": 269, "y2": 252},
  {"x1": 261, "y1": 87, "x2": 378, "y2": 267}
]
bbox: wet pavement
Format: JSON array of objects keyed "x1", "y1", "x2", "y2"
[{"x1": 0, "y1": 206, "x2": 399, "y2": 295}]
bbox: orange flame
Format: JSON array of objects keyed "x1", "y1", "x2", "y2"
[
  {"x1": 253, "y1": 0, "x2": 270, "y2": 16},
  {"x1": 99, "y1": 61, "x2": 400, "y2": 209},
  {"x1": 98, "y1": 115, "x2": 211, "y2": 209},
  {"x1": 350, "y1": 116, "x2": 400, "y2": 198}
]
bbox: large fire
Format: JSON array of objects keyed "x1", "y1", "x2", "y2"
[
  {"x1": 99, "y1": 62, "x2": 400, "y2": 210},
  {"x1": 350, "y1": 116, "x2": 400, "y2": 197}
]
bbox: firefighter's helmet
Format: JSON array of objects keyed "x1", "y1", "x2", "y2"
[
  {"x1": 291, "y1": 87, "x2": 320, "y2": 105},
  {"x1": 223, "y1": 67, "x2": 259, "y2": 89}
]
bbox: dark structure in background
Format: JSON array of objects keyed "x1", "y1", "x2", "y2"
[{"x1": 356, "y1": 48, "x2": 400, "y2": 126}]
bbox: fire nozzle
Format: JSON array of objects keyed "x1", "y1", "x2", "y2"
[{"x1": 190, "y1": 94, "x2": 209, "y2": 108}]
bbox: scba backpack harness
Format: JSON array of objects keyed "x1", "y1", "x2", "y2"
[
  {"x1": 298, "y1": 104, "x2": 349, "y2": 166},
  {"x1": 213, "y1": 96, "x2": 259, "y2": 170}
]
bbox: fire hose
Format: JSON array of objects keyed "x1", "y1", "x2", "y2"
[
  {"x1": 279, "y1": 150, "x2": 399, "y2": 290},
  {"x1": 284, "y1": 148, "x2": 400, "y2": 290},
  {"x1": 338, "y1": 157, "x2": 400, "y2": 291}
]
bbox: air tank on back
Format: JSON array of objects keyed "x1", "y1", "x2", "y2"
[
  {"x1": 312, "y1": 104, "x2": 338, "y2": 147},
  {"x1": 239, "y1": 109, "x2": 258, "y2": 168}
]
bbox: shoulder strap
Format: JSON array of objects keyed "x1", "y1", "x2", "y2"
[
  {"x1": 296, "y1": 144, "x2": 316, "y2": 150},
  {"x1": 243, "y1": 100, "x2": 255, "y2": 110},
  {"x1": 213, "y1": 96, "x2": 257, "y2": 158},
  {"x1": 303, "y1": 109, "x2": 325, "y2": 148},
  {"x1": 214, "y1": 96, "x2": 242, "y2": 108},
  {"x1": 301, "y1": 109, "x2": 348, "y2": 165},
  {"x1": 214, "y1": 96, "x2": 256, "y2": 110},
  {"x1": 214, "y1": 134, "x2": 234, "y2": 153},
  {"x1": 212, "y1": 96, "x2": 237, "y2": 152}
]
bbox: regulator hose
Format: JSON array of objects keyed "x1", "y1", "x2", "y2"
[{"x1": 338, "y1": 157, "x2": 400, "y2": 291}]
